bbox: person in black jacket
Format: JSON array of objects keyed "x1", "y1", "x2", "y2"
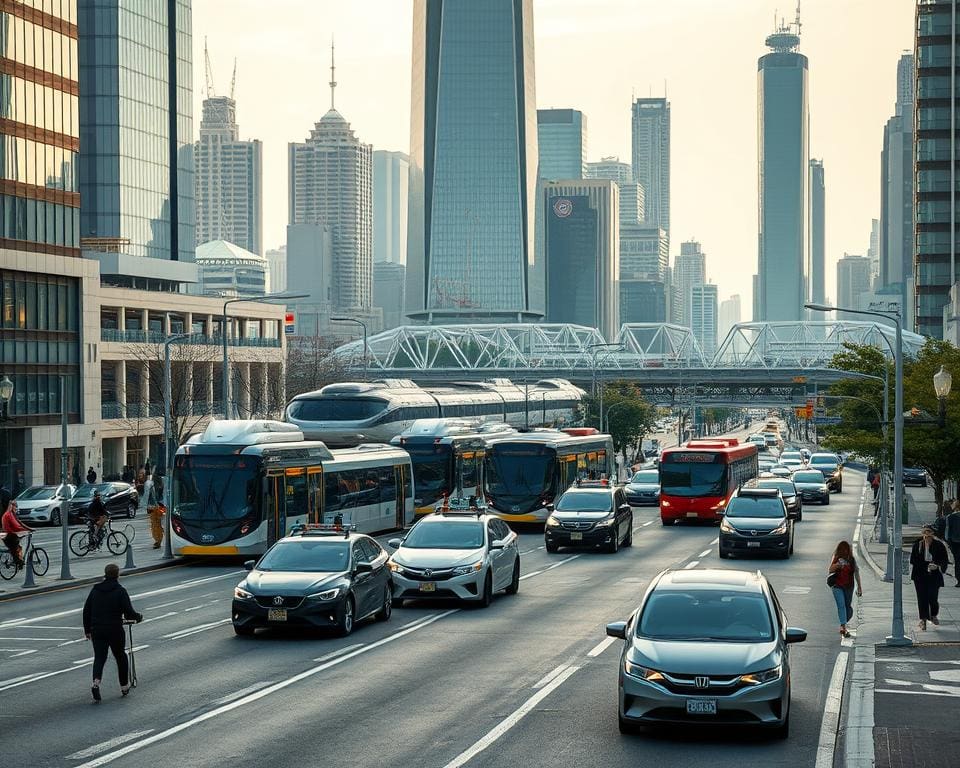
[
  {"x1": 82, "y1": 563, "x2": 142, "y2": 701},
  {"x1": 910, "y1": 525, "x2": 950, "y2": 631}
]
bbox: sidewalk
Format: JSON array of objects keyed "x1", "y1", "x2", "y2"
[
  {"x1": 846, "y1": 481, "x2": 960, "y2": 768},
  {"x1": 0, "y1": 516, "x2": 184, "y2": 601}
]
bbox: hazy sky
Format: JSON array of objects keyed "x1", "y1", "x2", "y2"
[{"x1": 193, "y1": 0, "x2": 914, "y2": 316}]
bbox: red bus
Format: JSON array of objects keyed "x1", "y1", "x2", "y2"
[{"x1": 658, "y1": 439, "x2": 758, "y2": 524}]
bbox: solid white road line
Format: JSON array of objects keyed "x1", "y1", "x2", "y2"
[
  {"x1": 532, "y1": 663, "x2": 570, "y2": 689},
  {"x1": 698, "y1": 549, "x2": 711, "y2": 557},
  {"x1": 518, "y1": 570, "x2": 543, "y2": 581},
  {"x1": 710, "y1": 537, "x2": 720, "y2": 544},
  {"x1": 75, "y1": 609, "x2": 458, "y2": 768},
  {"x1": 9, "y1": 649, "x2": 36, "y2": 657},
  {"x1": 873, "y1": 688, "x2": 960, "y2": 698},
  {"x1": 145, "y1": 599, "x2": 190, "y2": 610},
  {"x1": 440, "y1": 664, "x2": 581, "y2": 768},
  {"x1": 642, "y1": 521, "x2": 654, "y2": 527},
  {"x1": 211, "y1": 682, "x2": 276, "y2": 707},
  {"x1": 0, "y1": 658, "x2": 92, "y2": 692},
  {"x1": 684, "y1": 560, "x2": 700, "y2": 569},
  {"x1": 587, "y1": 636, "x2": 617, "y2": 658},
  {"x1": 139, "y1": 611, "x2": 178, "y2": 624},
  {"x1": 161, "y1": 618, "x2": 230, "y2": 640},
  {"x1": 0, "y1": 636, "x2": 69, "y2": 641},
  {"x1": 313, "y1": 643, "x2": 365, "y2": 663},
  {"x1": 815, "y1": 650, "x2": 849, "y2": 768},
  {"x1": 66, "y1": 731, "x2": 156, "y2": 760}
]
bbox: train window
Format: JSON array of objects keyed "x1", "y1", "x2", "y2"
[
  {"x1": 288, "y1": 398, "x2": 386, "y2": 421},
  {"x1": 379, "y1": 466, "x2": 397, "y2": 502}
]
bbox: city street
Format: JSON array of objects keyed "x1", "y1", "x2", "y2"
[{"x1": 1, "y1": 471, "x2": 864, "y2": 768}]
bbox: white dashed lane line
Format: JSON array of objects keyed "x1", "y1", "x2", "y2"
[
  {"x1": 684, "y1": 560, "x2": 700, "y2": 569},
  {"x1": 698, "y1": 549, "x2": 712, "y2": 557}
]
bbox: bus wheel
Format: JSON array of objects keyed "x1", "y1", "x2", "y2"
[{"x1": 660, "y1": 518, "x2": 671, "y2": 527}]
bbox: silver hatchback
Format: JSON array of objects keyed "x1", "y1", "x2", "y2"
[{"x1": 606, "y1": 569, "x2": 806, "y2": 738}]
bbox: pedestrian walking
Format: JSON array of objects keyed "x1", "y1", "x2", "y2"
[
  {"x1": 82, "y1": 563, "x2": 142, "y2": 701},
  {"x1": 870, "y1": 470, "x2": 881, "y2": 500},
  {"x1": 827, "y1": 540, "x2": 862, "y2": 639},
  {"x1": 86, "y1": 466, "x2": 97, "y2": 484},
  {"x1": 947, "y1": 501, "x2": 960, "y2": 588},
  {"x1": 910, "y1": 525, "x2": 950, "y2": 631},
  {"x1": 147, "y1": 472, "x2": 163, "y2": 548}
]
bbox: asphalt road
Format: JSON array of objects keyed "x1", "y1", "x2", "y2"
[{"x1": 1, "y1": 468, "x2": 865, "y2": 768}]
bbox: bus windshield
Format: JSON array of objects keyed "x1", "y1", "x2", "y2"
[
  {"x1": 406, "y1": 444, "x2": 452, "y2": 506},
  {"x1": 173, "y1": 454, "x2": 260, "y2": 522},
  {"x1": 485, "y1": 446, "x2": 555, "y2": 510},
  {"x1": 660, "y1": 461, "x2": 727, "y2": 497}
]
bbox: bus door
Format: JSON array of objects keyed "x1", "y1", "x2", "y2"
[
  {"x1": 399, "y1": 463, "x2": 412, "y2": 527},
  {"x1": 284, "y1": 467, "x2": 309, "y2": 534},
  {"x1": 264, "y1": 470, "x2": 283, "y2": 546},
  {"x1": 307, "y1": 467, "x2": 323, "y2": 524}
]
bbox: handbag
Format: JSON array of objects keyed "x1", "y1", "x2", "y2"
[{"x1": 826, "y1": 571, "x2": 838, "y2": 588}]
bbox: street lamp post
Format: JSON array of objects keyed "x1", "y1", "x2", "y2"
[
  {"x1": 588, "y1": 342, "x2": 622, "y2": 398},
  {"x1": 331, "y1": 317, "x2": 368, "y2": 382},
  {"x1": 223, "y1": 292, "x2": 308, "y2": 418},
  {"x1": 806, "y1": 302, "x2": 909, "y2": 646},
  {"x1": 162, "y1": 333, "x2": 190, "y2": 560},
  {"x1": 595, "y1": 346, "x2": 624, "y2": 431},
  {"x1": 0, "y1": 375, "x2": 12, "y2": 491}
]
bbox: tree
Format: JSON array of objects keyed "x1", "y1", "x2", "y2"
[
  {"x1": 583, "y1": 381, "x2": 657, "y2": 465},
  {"x1": 285, "y1": 335, "x2": 351, "y2": 399}
]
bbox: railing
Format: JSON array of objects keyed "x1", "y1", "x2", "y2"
[
  {"x1": 101, "y1": 329, "x2": 281, "y2": 348},
  {"x1": 101, "y1": 400, "x2": 224, "y2": 421}
]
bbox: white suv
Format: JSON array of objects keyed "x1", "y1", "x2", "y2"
[{"x1": 387, "y1": 510, "x2": 520, "y2": 607}]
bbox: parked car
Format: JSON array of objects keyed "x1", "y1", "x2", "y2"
[
  {"x1": 67, "y1": 482, "x2": 139, "y2": 523},
  {"x1": 808, "y1": 453, "x2": 842, "y2": 492},
  {"x1": 719, "y1": 487, "x2": 794, "y2": 559},
  {"x1": 750, "y1": 477, "x2": 802, "y2": 521},
  {"x1": 544, "y1": 481, "x2": 633, "y2": 553},
  {"x1": 606, "y1": 568, "x2": 806, "y2": 737},
  {"x1": 625, "y1": 470, "x2": 660, "y2": 507},
  {"x1": 232, "y1": 526, "x2": 392, "y2": 637},
  {"x1": 903, "y1": 467, "x2": 927, "y2": 487},
  {"x1": 388, "y1": 506, "x2": 519, "y2": 607},
  {"x1": 14, "y1": 484, "x2": 75, "y2": 526},
  {"x1": 791, "y1": 469, "x2": 831, "y2": 505}
]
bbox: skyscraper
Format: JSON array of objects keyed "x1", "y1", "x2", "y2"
[
  {"x1": 836, "y1": 254, "x2": 873, "y2": 321},
  {"x1": 867, "y1": 218, "x2": 880, "y2": 284},
  {"x1": 756, "y1": 15, "x2": 808, "y2": 321},
  {"x1": 673, "y1": 240, "x2": 707, "y2": 327},
  {"x1": 407, "y1": 0, "x2": 541, "y2": 323},
  {"x1": 631, "y1": 98, "x2": 670, "y2": 240},
  {"x1": 78, "y1": 0, "x2": 196, "y2": 285},
  {"x1": 195, "y1": 60, "x2": 263, "y2": 256},
  {"x1": 809, "y1": 159, "x2": 825, "y2": 307},
  {"x1": 374, "y1": 262, "x2": 407, "y2": 330},
  {"x1": 289, "y1": 47, "x2": 373, "y2": 312},
  {"x1": 880, "y1": 53, "x2": 915, "y2": 329},
  {"x1": 691, "y1": 284, "x2": 719, "y2": 359},
  {"x1": 585, "y1": 157, "x2": 633, "y2": 185},
  {"x1": 537, "y1": 109, "x2": 586, "y2": 180},
  {"x1": 718, "y1": 294, "x2": 742, "y2": 343},
  {"x1": 265, "y1": 245, "x2": 287, "y2": 294},
  {"x1": 373, "y1": 150, "x2": 409, "y2": 265}
]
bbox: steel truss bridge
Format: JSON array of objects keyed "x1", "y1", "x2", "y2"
[{"x1": 330, "y1": 321, "x2": 926, "y2": 407}]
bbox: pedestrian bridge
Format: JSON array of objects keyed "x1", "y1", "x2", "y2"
[{"x1": 329, "y1": 321, "x2": 926, "y2": 407}]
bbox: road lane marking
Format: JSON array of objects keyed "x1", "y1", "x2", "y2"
[
  {"x1": 146, "y1": 599, "x2": 190, "y2": 610},
  {"x1": 440, "y1": 664, "x2": 581, "y2": 768},
  {"x1": 67, "y1": 731, "x2": 155, "y2": 760},
  {"x1": 698, "y1": 549, "x2": 711, "y2": 557},
  {"x1": 587, "y1": 636, "x2": 618, "y2": 657},
  {"x1": 0, "y1": 659, "x2": 93, "y2": 691},
  {"x1": 642, "y1": 521, "x2": 654, "y2": 527},
  {"x1": 873, "y1": 688, "x2": 960, "y2": 698},
  {"x1": 139, "y1": 611, "x2": 178, "y2": 624},
  {"x1": 815, "y1": 651, "x2": 849, "y2": 768},
  {"x1": 57, "y1": 638, "x2": 86, "y2": 646},
  {"x1": 313, "y1": 643, "x2": 364, "y2": 663},
  {"x1": 9, "y1": 649, "x2": 36, "y2": 657},
  {"x1": 211, "y1": 682, "x2": 276, "y2": 707},
  {"x1": 75, "y1": 609, "x2": 458, "y2": 768},
  {"x1": 518, "y1": 570, "x2": 543, "y2": 581},
  {"x1": 0, "y1": 636, "x2": 69, "y2": 641},
  {"x1": 533, "y1": 663, "x2": 570, "y2": 689},
  {"x1": 684, "y1": 560, "x2": 700, "y2": 569},
  {"x1": 162, "y1": 619, "x2": 230, "y2": 640},
  {"x1": 710, "y1": 537, "x2": 719, "y2": 544}
]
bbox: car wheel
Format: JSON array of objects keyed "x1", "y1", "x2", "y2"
[
  {"x1": 796, "y1": 510, "x2": 803, "y2": 522},
  {"x1": 836, "y1": 483, "x2": 842, "y2": 493},
  {"x1": 623, "y1": 518, "x2": 633, "y2": 547},
  {"x1": 128, "y1": 503, "x2": 137, "y2": 519},
  {"x1": 607, "y1": 529, "x2": 620, "y2": 554},
  {"x1": 51, "y1": 509, "x2": 61, "y2": 527},
  {"x1": 505, "y1": 558, "x2": 520, "y2": 595},
  {"x1": 375, "y1": 586, "x2": 392, "y2": 622},
  {"x1": 618, "y1": 713, "x2": 640, "y2": 735},
  {"x1": 476, "y1": 573, "x2": 493, "y2": 608},
  {"x1": 824, "y1": 495, "x2": 831, "y2": 506},
  {"x1": 719, "y1": 548, "x2": 729, "y2": 559},
  {"x1": 545, "y1": 542, "x2": 560, "y2": 554},
  {"x1": 336, "y1": 596, "x2": 355, "y2": 637}
]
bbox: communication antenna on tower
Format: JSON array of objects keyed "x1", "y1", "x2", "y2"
[
  {"x1": 204, "y1": 37, "x2": 216, "y2": 98},
  {"x1": 329, "y1": 37, "x2": 337, "y2": 110},
  {"x1": 229, "y1": 58, "x2": 237, "y2": 100},
  {"x1": 794, "y1": 0, "x2": 802, "y2": 36}
]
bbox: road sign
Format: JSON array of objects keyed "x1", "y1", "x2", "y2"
[
  {"x1": 284, "y1": 311, "x2": 295, "y2": 335},
  {"x1": 813, "y1": 416, "x2": 842, "y2": 425},
  {"x1": 814, "y1": 406, "x2": 827, "y2": 418}
]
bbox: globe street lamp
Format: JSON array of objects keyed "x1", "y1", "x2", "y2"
[{"x1": 933, "y1": 365, "x2": 953, "y2": 426}]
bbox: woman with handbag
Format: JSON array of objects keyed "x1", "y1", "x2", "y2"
[
  {"x1": 910, "y1": 525, "x2": 950, "y2": 630},
  {"x1": 828, "y1": 540, "x2": 862, "y2": 638}
]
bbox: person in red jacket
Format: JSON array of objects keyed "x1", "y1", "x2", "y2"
[{"x1": 1, "y1": 487, "x2": 33, "y2": 567}]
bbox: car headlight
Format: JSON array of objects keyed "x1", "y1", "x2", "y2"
[
  {"x1": 624, "y1": 659, "x2": 665, "y2": 683},
  {"x1": 452, "y1": 561, "x2": 483, "y2": 576},
  {"x1": 234, "y1": 586, "x2": 253, "y2": 600},
  {"x1": 740, "y1": 665, "x2": 782, "y2": 685},
  {"x1": 546, "y1": 516, "x2": 561, "y2": 527},
  {"x1": 820, "y1": 486, "x2": 828, "y2": 492},
  {"x1": 307, "y1": 587, "x2": 341, "y2": 601},
  {"x1": 387, "y1": 560, "x2": 404, "y2": 573},
  {"x1": 595, "y1": 516, "x2": 616, "y2": 526},
  {"x1": 720, "y1": 518, "x2": 736, "y2": 533},
  {"x1": 771, "y1": 522, "x2": 788, "y2": 535}
]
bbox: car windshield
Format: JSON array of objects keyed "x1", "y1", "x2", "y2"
[
  {"x1": 780, "y1": 452, "x2": 801, "y2": 460},
  {"x1": 637, "y1": 589, "x2": 773, "y2": 642},
  {"x1": 793, "y1": 471, "x2": 825, "y2": 483},
  {"x1": 402, "y1": 520, "x2": 484, "y2": 549},
  {"x1": 173, "y1": 455, "x2": 260, "y2": 522},
  {"x1": 757, "y1": 480, "x2": 795, "y2": 496},
  {"x1": 660, "y1": 458, "x2": 727, "y2": 497},
  {"x1": 555, "y1": 490, "x2": 612, "y2": 512},
  {"x1": 407, "y1": 444, "x2": 452, "y2": 507},
  {"x1": 257, "y1": 540, "x2": 350, "y2": 572},
  {"x1": 810, "y1": 455, "x2": 839, "y2": 465},
  {"x1": 73, "y1": 483, "x2": 111, "y2": 499},
  {"x1": 17, "y1": 486, "x2": 57, "y2": 500},
  {"x1": 288, "y1": 397, "x2": 388, "y2": 422},
  {"x1": 630, "y1": 471, "x2": 659, "y2": 484},
  {"x1": 726, "y1": 496, "x2": 785, "y2": 518}
]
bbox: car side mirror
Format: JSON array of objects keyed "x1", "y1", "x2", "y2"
[
  {"x1": 605, "y1": 621, "x2": 627, "y2": 639},
  {"x1": 785, "y1": 627, "x2": 807, "y2": 644},
  {"x1": 619, "y1": 504, "x2": 631, "y2": 512},
  {"x1": 490, "y1": 539, "x2": 505, "y2": 550},
  {"x1": 355, "y1": 562, "x2": 374, "y2": 573},
  {"x1": 387, "y1": 538, "x2": 403, "y2": 549},
  {"x1": 243, "y1": 559, "x2": 256, "y2": 571},
  {"x1": 545, "y1": 503, "x2": 555, "y2": 513}
]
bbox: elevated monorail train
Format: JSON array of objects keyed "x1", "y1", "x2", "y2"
[{"x1": 286, "y1": 378, "x2": 585, "y2": 445}]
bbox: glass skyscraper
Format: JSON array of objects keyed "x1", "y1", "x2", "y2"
[
  {"x1": 631, "y1": 98, "x2": 670, "y2": 240},
  {"x1": 537, "y1": 108, "x2": 586, "y2": 181},
  {"x1": 809, "y1": 159, "x2": 825, "y2": 306},
  {"x1": 756, "y1": 22, "x2": 808, "y2": 322},
  {"x1": 406, "y1": 0, "x2": 541, "y2": 323},
  {"x1": 78, "y1": 0, "x2": 195, "y2": 270}
]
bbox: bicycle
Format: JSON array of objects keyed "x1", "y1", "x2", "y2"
[
  {"x1": 0, "y1": 533, "x2": 50, "y2": 580},
  {"x1": 69, "y1": 517, "x2": 129, "y2": 557}
]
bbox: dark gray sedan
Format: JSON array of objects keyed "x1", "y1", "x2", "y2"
[
  {"x1": 791, "y1": 469, "x2": 830, "y2": 505},
  {"x1": 625, "y1": 470, "x2": 660, "y2": 506},
  {"x1": 719, "y1": 488, "x2": 794, "y2": 559}
]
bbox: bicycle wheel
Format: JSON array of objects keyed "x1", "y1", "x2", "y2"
[
  {"x1": 69, "y1": 530, "x2": 91, "y2": 557},
  {"x1": 123, "y1": 524, "x2": 136, "y2": 543},
  {"x1": 0, "y1": 553, "x2": 15, "y2": 580},
  {"x1": 107, "y1": 531, "x2": 128, "y2": 555},
  {"x1": 30, "y1": 547, "x2": 49, "y2": 576}
]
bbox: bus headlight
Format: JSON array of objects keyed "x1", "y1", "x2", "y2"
[{"x1": 661, "y1": 500, "x2": 671, "y2": 508}]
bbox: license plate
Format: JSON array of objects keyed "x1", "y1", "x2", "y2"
[
  {"x1": 570, "y1": 532, "x2": 583, "y2": 541},
  {"x1": 267, "y1": 608, "x2": 287, "y2": 622},
  {"x1": 686, "y1": 512, "x2": 699, "y2": 518},
  {"x1": 747, "y1": 541, "x2": 761, "y2": 548},
  {"x1": 686, "y1": 699, "x2": 717, "y2": 715},
  {"x1": 419, "y1": 582, "x2": 436, "y2": 592}
]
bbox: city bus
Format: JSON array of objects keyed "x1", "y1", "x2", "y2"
[
  {"x1": 658, "y1": 438, "x2": 758, "y2": 525},
  {"x1": 483, "y1": 429, "x2": 614, "y2": 524},
  {"x1": 170, "y1": 420, "x2": 413, "y2": 556},
  {"x1": 391, "y1": 418, "x2": 516, "y2": 518}
]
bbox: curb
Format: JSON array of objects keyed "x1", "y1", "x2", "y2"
[
  {"x1": 0, "y1": 558, "x2": 186, "y2": 602},
  {"x1": 856, "y1": 529, "x2": 887, "y2": 581}
]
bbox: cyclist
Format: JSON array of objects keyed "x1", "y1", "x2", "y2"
[
  {"x1": 87, "y1": 490, "x2": 109, "y2": 545},
  {"x1": 2, "y1": 487, "x2": 33, "y2": 568}
]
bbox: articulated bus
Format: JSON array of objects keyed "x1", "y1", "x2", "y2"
[
  {"x1": 483, "y1": 429, "x2": 615, "y2": 524},
  {"x1": 391, "y1": 418, "x2": 517, "y2": 518},
  {"x1": 170, "y1": 420, "x2": 413, "y2": 556},
  {"x1": 658, "y1": 439, "x2": 758, "y2": 525}
]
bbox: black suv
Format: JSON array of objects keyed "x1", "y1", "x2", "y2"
[
  {"x1": 232, "y1": 526, "x2": 392, "y2": 637},
  {"x1": 68, "y1": 482, "x2": 139, "y2": 523},
  {"x1": 545, "y1": 481, "x2": 633, "y2": 553},
  {"x1": 719, "y1": 487, "x2": 794, "y2": 559},
  {"x1": 903, "y1": 467, "x2": 927, "y2": 487}
]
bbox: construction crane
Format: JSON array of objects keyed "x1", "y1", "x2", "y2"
[{"x1": 204, "y1": 37, "x2": 216, "y2": 98}]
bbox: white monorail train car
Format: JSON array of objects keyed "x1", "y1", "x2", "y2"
[{"x1": 286, "y1": 378, "x2": 585, "y2": 445}]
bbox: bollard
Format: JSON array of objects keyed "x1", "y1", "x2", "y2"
[
  {"x1": 21, "y1": 545, "x2": 36, "y2": 589},
  {"x1": 124, "y1": 539, "x2": 136, "y2": 571}
]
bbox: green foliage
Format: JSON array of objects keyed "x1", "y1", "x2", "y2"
[{"x1": 583, "y1": 381, "x2": 657, "y2": 460}]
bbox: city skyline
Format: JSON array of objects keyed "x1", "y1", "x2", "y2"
[{"x1": 194, "y1": 0, "x2": 913, "y2": 314}]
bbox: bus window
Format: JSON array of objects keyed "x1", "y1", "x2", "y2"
[
  {"x1": 379, "y1": 466, "x2": 397, "y2": 502},
  {"x1": 461, "y1": 452, "x2": 481, "y2": 494},
  {"x1": 325, "y1": 471, "x2": 343, "y2": 511},
  {"x1": 265, "y1": 472, "x2": 282, "y2": 545}
]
